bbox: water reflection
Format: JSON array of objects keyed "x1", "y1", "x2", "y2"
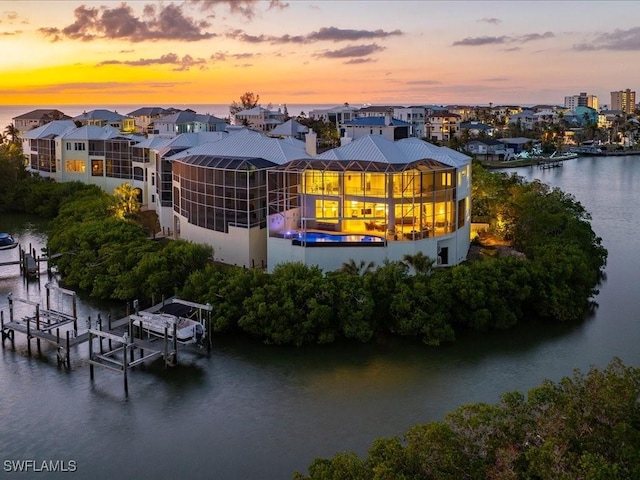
[{"x1": 2, "y1": 155, "x2": 640, "y2": 480}]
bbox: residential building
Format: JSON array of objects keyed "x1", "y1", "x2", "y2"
[
  {"x1": 341, "y1": 116, "x2": 410, "y2": 143},
  {"x1": 611, "y1": 89, "x2": 636, "y2": 114},
  {"x1": 21, "y1": 120, "x2": 77, "y2": 175},
  {"x1": 564, "y1": 92, "x2": 599, "y2": 110},
  {"x1": 268, "y1": 119, "x2": 309, "y2": 140},
  {"x1": 267, "y1": 135, "x2": 472, "y2": 272},
  {"x1": 459, "y1": 121, "x2": 494, "y2": 137},
  {"x1": 508, "y1": 110, "x2": 537, "y2": 130},
  {"x1": 445, "y1": 106, "x2": 475, "y2": 122},
  {"x1": 153, "y1": 111, "x2": 227, "y2": 138},
  {"x1": 496, "y1": 137, "x2": 541, "y2": 154},
  {"x1": 463, "y1": 139, "x2": 509, "y2": 161},
  {"x1": 22, "y1": 117, "x2": 473, "y2": 273},
  {"x1": 356, "y1": 105, "x2": 397, "y2": 118},
  {"x1": 73, "y1": 109, "x2": 137, "y2": 133},
  {"x1": 392, "y1": 107, "x2": 426, "y2": 137},
  {"x1": 126, "y1": 107, "x2": 180, "y2": 134},
  {"x1": 233, "y1": 106, "x2": 285, "y2": 133},
  {"x1": 131, "y1": 132, "x2": 228, "y2": 228},
  {"x1": 167, "y1": 129, "x2": 311, "y2": 268},
  {"x1": 12, "y1": 109, "x2": 72, "y2": 137},
  {"x1": 308, "y1": 104, "x2": 359, "y2": 129},
  {"x1": 22, "y1": 120, "x2": 144, "y2": 193},
  {"x1": 426, "y1": 112, "x2": 460, "y2": 142}
]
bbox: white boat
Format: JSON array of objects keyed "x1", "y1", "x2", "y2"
[
  {"x1": 130, "y1": 311, "x2": 205, "y2": 345},
  {"x1": 0, "y1": 233, "x2": 18, "y2": 250}
]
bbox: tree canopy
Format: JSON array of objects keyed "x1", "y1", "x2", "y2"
[
  {"x1": 229, "y1": 92, "x2": 261, "y2": 117},
  {"x1": 294, "y1": 358, "x2": 640, "y2": 480}
]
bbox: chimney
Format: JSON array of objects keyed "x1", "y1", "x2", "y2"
[
  {"x1": 385, "y1": 114, "x2": 392, "y2": 126},
  {"x1": 305, "y1": 129, "x2": 317, "y2": 156}
]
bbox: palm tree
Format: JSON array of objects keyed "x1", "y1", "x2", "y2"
[
  {"x1": 402, "y1": 252, "x2": 435, "y2": 276},
  {"x1": 3, "y1": 124, "x2": 19, "y2": 144},
  {"x1": 340, "y1": 259, "x2": 376, "y2": 276}
]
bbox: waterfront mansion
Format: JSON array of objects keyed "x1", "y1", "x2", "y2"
[{"x1": 21, "y1": 120, "x2": 471, "y2": 272}]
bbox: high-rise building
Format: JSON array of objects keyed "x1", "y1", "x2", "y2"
[
  {"x1": 610, "y1": 89, "x2": 636, "y2": 114},
  {"x1": 564, "y1": 92, "x2": 598, "y2": 110}
]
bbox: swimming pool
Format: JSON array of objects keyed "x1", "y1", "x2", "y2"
[{"x1": 296, "y1": 232, "x2": 384, "y2": 243}]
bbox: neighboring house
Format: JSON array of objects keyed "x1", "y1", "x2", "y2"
[
  {"x1": 167, "y1": 129, "x2": 311, "y2": 268},
  {"x1": 126, "y1": 107, "x2": 181, "y2": 134},
  {"x1": 463, "y1": 139, "x2": 508, "y2": 160},
  {"x1": 22, "y1": 120, "x2": 144, "y2": 192},
  {"x1": 12, "y1": 109, "x2": 72, "y2": 137},
  {"x1": 153, "y1": 111, "x2": 227, "y2": 138},
  {"x1": 445, "y1": 105, "x2": 475, "y2": 122},
  {"x1": 233, "y1": 106, "x2": 285, "y2": 133},
  {"x1": 496, "y1": 137, "x2": 541, "y2": 154},
  {"x1": 21, "y1": 120, "x2": 77, "y2": 176},
  {"x1": 341, "y1": 116, "x2": 410, "y2": 142},
  {"x1": 268, "y1": 119, "x2": 309, "y2": 140},
  {"x1": 393, "y1": 106, "x2": 427, "y2": 138},
  {"x1": 459, "y1": 121, "x2": 494, "y2": 137},
  {"x1": 355, "y1": 105, "x2": 397, "y2": 118},
  {"x1": 308, "y1": 104, "x2": 359, "y2": 126},
  {"x1": 572, "y1": 106, "x2": 598, "y2": 126},
  {"x1": 508, "y1": 110, "x2": 537, "y2": 130},
  {"x1": 73, "y1": 109, "x2": 137, "y2": 133},
  {"x1": 426, "y1": 112, "x2": 461, "y2": 142},
  {"x1": 267, "y1": 135, "x2": 472, "y2": 272}
]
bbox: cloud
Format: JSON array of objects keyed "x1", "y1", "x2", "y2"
[
  {"x1": 226, "y1": 26, "x2": 403, "y2": 44},
  {"x1": 316, "y1": 44, "x2": 385, "y2": 59},
  {"x1": 0, "y1": 81, "x2": 186, "y2": 95},
  {"x1": 479, "y1": 17, "x2": 501, "y2": 25},
  {"x1": 453, "y1": 32, "x2": 554, "y2": 46},
  {"x1": 344, "y1": 58, "x2": 376, "y2": 65},
  {"x1": 306, "y1": 27, "x2": 402, "y2": 42},
  {"x1": 210, "y1": 51, "x2": 257, "y2": 62},
  {"x1": 0, "y1": 30, "x2": 22, "y2": 36},
  {"x1": 97, "y1": 53, "x2": 207, "y2": 71},
  {"x1": 453, "y1": 36, "x2": 508, "y2": 46},
  {"x1": 574, "y1": 27, "x2": 640, "y2": 51},
  {"x1": 520, "y1": 32, "x2": 554, "y2": 43},
  {"x1": 39, "y1": 3, "x2": 215, "y2": 42},
  {"x1": 185, "y1": 0, "x2": 289, "y2": 19},
  {"x1": 482, "y1": 77, "x2": 509, "y2": 82}
]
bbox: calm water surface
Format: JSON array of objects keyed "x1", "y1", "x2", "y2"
[{"x1": 1, "y1": 156, "x2": 639, "y2": 479}]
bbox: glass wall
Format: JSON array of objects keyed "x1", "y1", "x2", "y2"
[
  {"x1": 173, "y1": 161, "x2": 267, "y2": 233},
  {"x1": 271, "y1": 161, "x2": 461, "y2": 240}
]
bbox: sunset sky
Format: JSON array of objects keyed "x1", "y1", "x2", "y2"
[{"x1": 1, "y1": 0, "x2": 639, "y2": 107}]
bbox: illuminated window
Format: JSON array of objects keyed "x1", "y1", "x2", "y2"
[
  {"x1": 65, "y1": 160, "x2": 86, "y2": 173},
  {"x1": 91, "y1": 160, "x2": 103, "y2": 176},
  {"x1": 441, "y1": 172, "x2": 452, "y2": 186}
]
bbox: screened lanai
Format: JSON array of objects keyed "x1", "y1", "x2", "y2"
[
  {"x1": 268, "y1": 157, "x2": 464, "y2": 242},
  {"x1": 172, "y1": 155, "x2": 274, "y2": 233}
]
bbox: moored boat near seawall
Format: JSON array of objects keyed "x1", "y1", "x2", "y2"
[{"x1": 0, "y1": 233, "x2": 18, "y2": 250}]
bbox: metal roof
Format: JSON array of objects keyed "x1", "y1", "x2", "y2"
[
  {"x1": 21, "y1": 120, "x2": 77, "y2": 139},
  {"x1": 73, "y1": 109, "x2": 128, "y2": 122},
  {"x1": 173, "y1": 155, "x2": 276, "y2": 170},
  {"x1": 314, "y1": 135, "x2": 470, "y2": 168},
  {"x1": 167, "y1": 129, "x2": 310, "y2": 165}
]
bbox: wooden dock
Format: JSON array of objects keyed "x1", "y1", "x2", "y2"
[{"x1": 1, "y1": 291, "x2": 213, "y2": 396}]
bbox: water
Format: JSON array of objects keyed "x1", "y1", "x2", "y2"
[{"x1": 1, "y1": 156, "x2": 639, "y2": 479}]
